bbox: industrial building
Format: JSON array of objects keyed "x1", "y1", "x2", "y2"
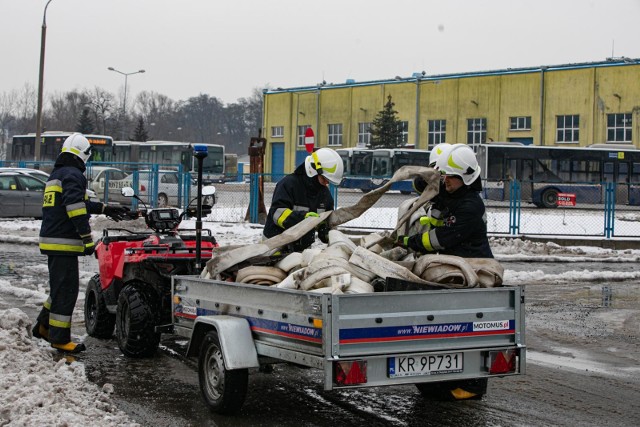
[{"x1": 262, "y1": 58, "x2": 640, "y2": 175}]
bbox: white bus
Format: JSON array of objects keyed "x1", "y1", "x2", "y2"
[{"x1": 112, "y1": 140, "x2": 226, "y2": 183}]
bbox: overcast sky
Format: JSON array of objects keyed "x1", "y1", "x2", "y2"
[{"x1": 3, "y1": 0, "x2": 640, "y2": 105}]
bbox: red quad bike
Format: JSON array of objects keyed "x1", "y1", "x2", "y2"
[{"x1": 84, "y1": 186, "x2": 217, "y2": 357}]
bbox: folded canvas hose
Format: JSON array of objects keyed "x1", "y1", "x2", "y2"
[
  {"x1": 202, "y1": 165, "x2": 440, "y2": 279},
  {"x1": 274, "y1": 252, "x2": 303, "y2": 272},
  {"x1": 413, "y1": 254, "x2": 479, "y2": 288},
  {"x1": 465, "y1": 258, "x2": 504, "y2": 287}
]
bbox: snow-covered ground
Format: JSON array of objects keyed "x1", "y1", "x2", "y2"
[{"x1": 0, "y1": 212, "x2": 639, "y2": 426}]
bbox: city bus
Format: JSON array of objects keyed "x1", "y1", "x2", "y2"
[
  {"x1": 112, "y1": 141, "x2": 226, "y2": 183},
  {"x1": 10, "y1": 132, "x2": 114, "y2": 166},
  {"x1": 337, "y1": 147, "x2": 430, "y2": 194},
  {"x1": 477, "y1": 142, "x2": 640, "y2": 207}
]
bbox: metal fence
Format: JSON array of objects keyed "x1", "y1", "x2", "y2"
[
  {"x1": 223, "y1": 175, "x2": 640, "y2": 239},
  {"x1": 3, "y1": 160, "x2": 637, "y2": 239}
]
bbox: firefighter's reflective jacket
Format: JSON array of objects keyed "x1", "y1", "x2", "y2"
[
  {"x1": 39, "y1": 164, "x2": 103, "y2": 255},
  {"x1": 263, "y1": 163, "x2": 334, "y2": 251}
]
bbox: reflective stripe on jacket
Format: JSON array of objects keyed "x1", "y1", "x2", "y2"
[
  {"x1": 39, "y1": 165, "x2": 102, "y2": 255},
  {"x1": 263, "y1": 163, "x2": 334, "y2": 240}
]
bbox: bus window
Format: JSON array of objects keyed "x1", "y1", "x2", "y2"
[
  {"x1": 486, "y1": 155, "x2": 503, "y2": 180},
  {"x1": 618, "y1": 162, "x2": 629, "y2": 183},
  {"x1": 557, "y1": 159, "x2": 571, "y2": 181},
  {"x1": 603, "y1": 162, "x2": 614, "y2": 182},
  {"x1": 632, "y1": 163, "x2": 640, "y2": 184},
  {"x1": 587, "y1": 161, "x2": 600, "y2": 183},
  {"x1": 534, "y1": 159, "x2": 562, "y2": 182},
  {"x1": 572, "y1": 160, "x2": 587, "y2": 182}
]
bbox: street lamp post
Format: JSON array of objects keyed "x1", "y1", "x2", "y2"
[
  {"x1": 107, "y1": 67, "x2": 145, "y2": 140},
  {"x1": 35, "y1": 0, "x2": 54, "y2": 162}
]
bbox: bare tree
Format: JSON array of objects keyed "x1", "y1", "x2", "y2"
[
  {"x1": 86, "y1": 87, "x2": 116, "y2": 135},
  {"x1": 134, "y1": 91, "x2": 178, "y2": 140},
  {"x1": 47, "y1": 90, "x2": 93, "y2": 133},
  {"x1": 14, "y1": 83, "x2": 37, "y2": 134},
  {"x1": 0, "y1": 90, "x2": 18, "y2": 159}
]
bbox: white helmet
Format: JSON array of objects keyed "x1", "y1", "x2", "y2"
[
  {"x1": 304, "y1": 147, "x2": 344, "y2": 185},
  {"x1": 61, "y1": 133, "x2": 92, "y2": 163},
  {"x1": 429, "y1": 143, "x2": 452, "y2": 167},
  {"x1": 436, "y1": 144, "x2": 481, "y2": 185}
]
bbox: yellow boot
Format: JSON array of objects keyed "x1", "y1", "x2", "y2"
[{"x1": 51, "y1": 342, "x2": 86, "y2": 353}]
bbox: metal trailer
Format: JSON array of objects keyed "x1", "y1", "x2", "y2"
[{"x1": 170, "y1": 276, "x2": 526, "y2": 414}]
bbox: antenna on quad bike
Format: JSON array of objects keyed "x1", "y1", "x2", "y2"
[{"x1": 193, "y1": 144, "x2": 208, "y2": 270}]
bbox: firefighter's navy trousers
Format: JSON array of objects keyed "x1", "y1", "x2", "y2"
[{"x1": 36, "y1": 255, "x2": 80, "y2": 344}]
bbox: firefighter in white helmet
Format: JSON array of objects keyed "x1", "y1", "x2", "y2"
[
  {"x1": 264, "y1": 147, "x2": 344, "y2": 252},
  {"x1": 407, "y1": 143, "x2": 457, "y2": 233},
  {"x1": 398, "y1": 144, "x2": 493, "y2": 258},
  {"x1": 33, "y1": 133, "x2": 130, "y2": 353}
]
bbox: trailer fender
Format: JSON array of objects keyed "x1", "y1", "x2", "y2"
[{"x1": 186, "y1": 315, "x2": 259, "y2": 370}]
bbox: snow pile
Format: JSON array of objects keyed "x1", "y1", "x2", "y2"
[{"x1": 0, "y1": 308, "x2": 139, "y2": 427}]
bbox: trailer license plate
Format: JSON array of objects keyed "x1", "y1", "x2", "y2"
[{"x1": 388, "y1": 352, "x2": 463, "y2": 378}]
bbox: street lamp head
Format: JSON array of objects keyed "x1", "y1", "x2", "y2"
[
  {"x1": 108, "y1": 67, "x2": 115, "y2": 71},
  {"x1": 139, "y1": 69, "x2": 146, "y2": 73}
]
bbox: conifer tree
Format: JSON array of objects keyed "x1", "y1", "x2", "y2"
[
  {"x1": 132, "y1": 116, "x2": 149, "y2": 142},
  {"x1": 369, "y1": 95, "x2": 404, "y2": 148},
  {"x1": 76, "y1": 109, "x2": 94, "y2": 134}
]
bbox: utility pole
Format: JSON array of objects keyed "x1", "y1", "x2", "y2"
[{"x1": 35, "y1": 0, "x2": 54, "y2": 162}]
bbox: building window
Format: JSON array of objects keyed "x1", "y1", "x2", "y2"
[
  {"x1": 271, "y1": 126, "x2": 284, "y2": 138},
  {"x1": 510, "y1": 116, "x2": 531, "y2": 131},
  {"x1": 428, "y1": 119, "x2": 446, "y2": 147},
  {"x1": 297, "y1": 125, "x2": 310, "y2": 147},
  {"x1": 556, "y1": 115, "x2": 580, "y2": 143},
  {"x1": 467, "y1": 118, "x2": 487, "y2": 147},
  {"x1": 399, "y1": 121, "x2": 409, "y2": 144},
  {"x1": 607, "y1": 113, "x2": 632, "y2": 143},
  {"x1": 358, "y1": 122, "x2": 371, "y2": 147},
  {"x1": 327, "y1": 123, "x2": 343, "y2": 146}
]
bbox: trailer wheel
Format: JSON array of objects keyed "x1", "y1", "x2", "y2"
[
  {"x1": 116, "y1": 283, "x2": 160, "y2": 358},
  {"x1": 416, "y1": 378, "x2": 488, "y2": 401},
  {"x1": 84, "y1": 274, "x2": 115, "y2": 338},
  {"x1": 198, "y1": 330, "x2": 248, "y2": 414}
]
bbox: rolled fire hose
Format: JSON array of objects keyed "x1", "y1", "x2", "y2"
[
  {"x1": 235, "y1": 266, "x2": 287, "y2": 286},
  {"x1": 412, "y1": 254, "x2": 479, "y2": 288}
]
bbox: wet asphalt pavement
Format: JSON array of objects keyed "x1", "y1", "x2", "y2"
[{"x1": 2, "y1": 241, "x2": 639, "y2": 426}]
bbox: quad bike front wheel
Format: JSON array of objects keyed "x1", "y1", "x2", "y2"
[
  {"x1": 116, "y1": 283, "x2": 161, "y2": 358},
  {"x1": 84, "y1": 274, "x2": 115, "y2": 338},
  {"x1": 198, "y1": 330, "x2": 248, "y2": 414}
]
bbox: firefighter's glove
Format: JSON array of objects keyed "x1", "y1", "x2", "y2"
[
  {"x1": 103, "y1": 205, "x2": 130, "y2": 222},
  {"x1": 395, "y1": 235, "x2": 409, "y2": 248},
  {"x1": 81, "y1": 234, "x2": 95, "y2": 256},
  {"x1": 305, "y1": 212, "x2": 320, "y2": 219}
]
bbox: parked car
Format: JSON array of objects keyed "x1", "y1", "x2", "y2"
[
  {"x1": 88, "y1": 167, "x2": 215, "y2": 208},
  {"x1": 87, "y1": 166, "x2": 130, "y2": 204},
  {"x1": 0, "y1": 167, "x2": 50, "y2": 181},
  {"x1": 134, "y1": 170, "x2": 216, "y2": 207},
  {"x1": 0, "y1": 172, "x2": 46, "y2": 218}
]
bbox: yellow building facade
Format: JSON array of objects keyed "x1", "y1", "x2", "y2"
[{"x1": 262, "y1": 59, "x2": 640, "y2": 174}]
